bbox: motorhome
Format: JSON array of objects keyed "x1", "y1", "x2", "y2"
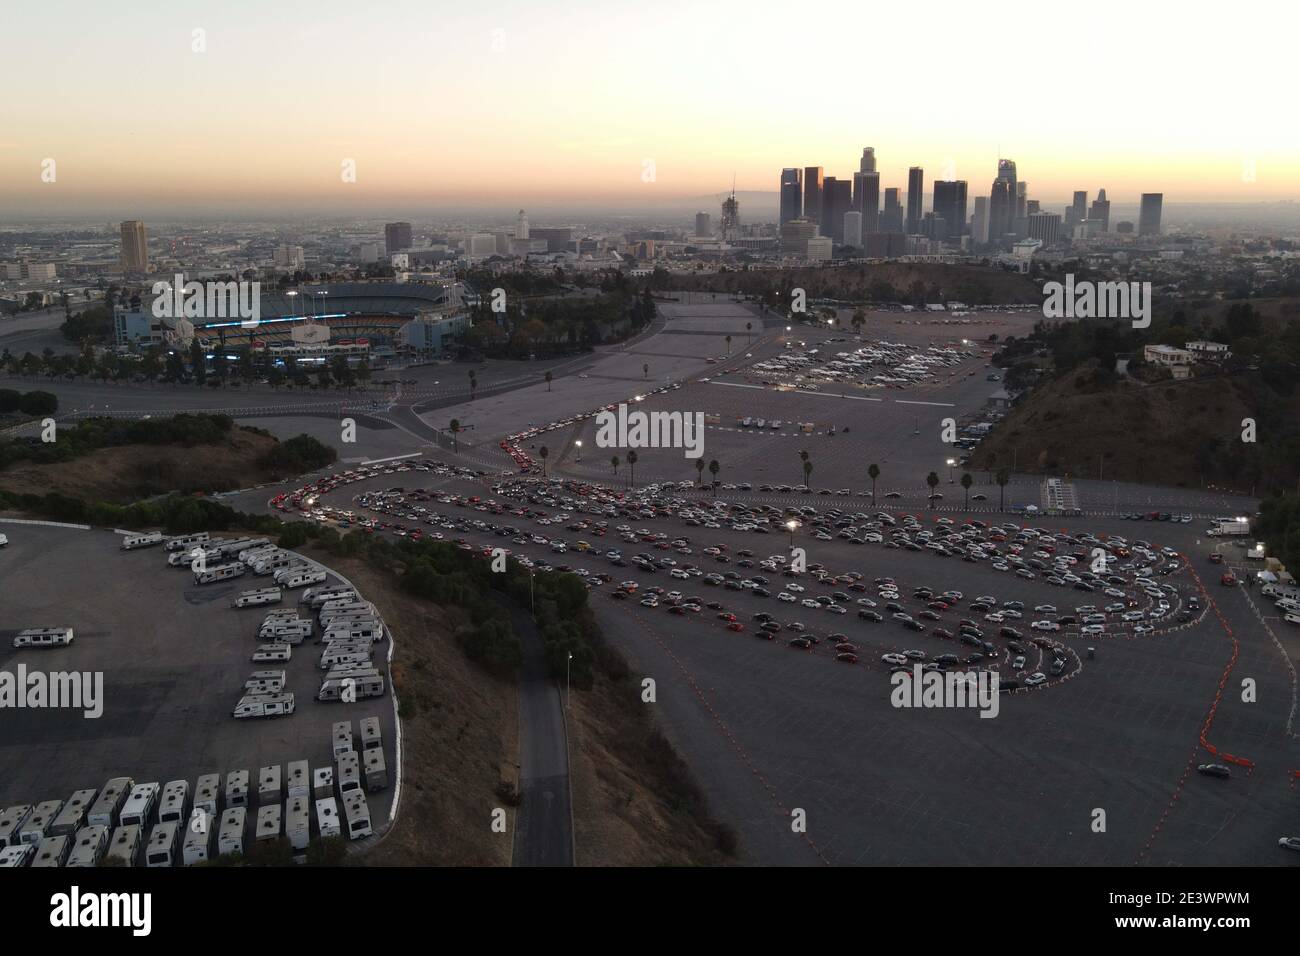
[
  {"x1": 320, "y1": 597, "x2": 376, "y2": 617},
  {"x1": 1285, "y1": 611, "x2": 1300, "y2": 626},
  {"x1": 332, "y1": 721, "x2": 353, "y2": 758},
  {"x1": 1263, "y1": 582, "x2": 1300, "y2": 602},
  {"x1": 146, "y1": 821, "x2": 180, "y2": 867},
  {"x1": 253, "y1": 552, "x2": 296, "y2": 576},
  {"x1": 255, "y1": 804, "x2": 281, "y2": 843},
  {"x1": 194, "y1": 774, "x2": 221, "y2": 818},
  {"x1": 121, "y1": 532, "x2": 164, "y2": 550},
  {"x1": 87, "y1": 777, "x2": 133, "y2": 828},
  {"x1": 158, "y1": 780, "x2": 189, "y2": 824},
  {"x1": 169, "y1": 547, "x2": 220, "y2": 568},
  {"x1": 276, "y1": 566, "x2": 327, "y2": 589},
  {"x1": 258, "y1": 765, "x2": 282, "y2": 806},
  {"x1": 244, "y1": 672, "x2": 286, "y2": 694},
  {"x1": 312, "y1": 767, "x2": 334, "y2": 801},
  {"x1": 251, "y1": 643, "x2": 292, "y2": 663},
  {"x1": 225, "y1": 770, "x2": 249, "y2": 808},
  {"x1": 119, "y1": 782, "x2": 160, "y2": 828},
  {"x1": 359, "y1": 716, "x2": 383, "y2": 751},
  {"x1": 182, "y1": 809, "x2": 214, "y2": 865},
  {"x1": 321, "y1": 622, "x2": 383, "y2": 644},
  {"x1": 32, "y1": 834, "x2": 71, "y2": 867},
  {"x1": 302, "y1": 585, "x2": 357, "y2": 608},
  {"x1": 105, "y1": 823, "x2": 143, "y2": 866},
  {"x1": 237, "y1": 542, "x2": 278, "y2": 563},
  {"x1": 259, "y1": 618, "x2": 313, "y2": 643},
  {"x1": 233, "y1": 692, "x2": 295, "y2": 718},
  {"x1": 20, "y1": 799, "x2": 63, "y2": 846},
  {"x1": 286, "y1": 760, "x2": 310, "y2": 800},
  {"x1": 363, "y1": 748, "x2": 389, "y2": 792},
  {"x1": 318, "y1": 674, "x2": 385, "y2": 702},
  {"x1": 194, "y1": 561, "x2": 247, "y2": 585},
  {"x1": 0, "y1": 805, "x2": 33, "y2": 846},
  {"x1": 165, "y1": 532, "x2": 211, "y2": 552},
  {"x1": 319, "y1": 648, "x2": 372, "y2": 671},
  {"x1": 234, "y1": 587, "x2": 283, "y2": 608},
  {"x1": 217, "y1": 807, "x2": 246, "y2": 856},
  {"x1": 336, "y1": 750, "x2": 361, "y2": 797},
  {"x1": 0, "y1": 844, "x2": 34, "y2": 867},
  {"x1": 66, "y1": 825, "x2": 110, "y2": 867},
  {"x1": 342, "y1": 791, "x2": 372, "y2": 840},
  {"x1": 50, "y1": 789, "x2": 96, "y2": 836},
  {"x1": 315, "y1": 797, "x2": 341, "y2": 839},
  {"x1": 12, "y1": 627, "x2": 74, "y2": 649},
  {"x1": 285, "y1": 796, "x2": 310, "y2": 851}
]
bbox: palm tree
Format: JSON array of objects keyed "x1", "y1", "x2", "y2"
[
  {"x1": 961, "y1": 472, "x2": 973, "y2": 510},
  {"x1": 539, "y1": 445, "x2": 549, "y2": 477},
  {"x1": 642, "y1": 363, "x2": 649, "y2": 380},
  {"x1": 725, "y1": 334, "x2": 732, "y2": 354},
  {"x1": 449, "y1": 418, "x2": 461, "y2": 452},
  {"x1": 803, "y1": 459, "x2": 813, "y2": 488},
  {"x1": 868, "y1": 463, "x2": 880, "y2": 505},
  {"x1": 851, "y1": 310, "x2": 865, "y2": 336},
  {"x1": 627, "y1": 449, "x2": 638, "y2": 488},
  {"x1": 996, "y1": 468, "x2": 1010, "y2": 513},
  {"x1": 545, "y1": 370, "x2": 553, "y2": 391},
  {"x1": 611, "y1": 455, "x2": 620, "y2": 478},
  {"x1": 708, "y1": 459, "x2": 720, "y2": 494},
  {"x1": 745, "y1": 321, "x2": 752, "y2": 343},
  {"x1": 926, "y1": 471, "x2": 939, "y2": 508},
  {"x1": 695, "y1": 458, "x2": 705, "y2": 486},
  {"x1": 798, "y1": 449, "x2": 809, "y2": 486}
]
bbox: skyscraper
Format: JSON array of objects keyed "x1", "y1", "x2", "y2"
[
  {"x1": 989, "y1": 178, "x2": 1014, "y2": 245},
  {"x1": 1089, "y1": 189, "x2": 1111, "y2": 233},
  {"x1": 843, "y1": 210, "x2": 863, "y2": 248},
  {"x1": 515, "y1": 209, "x2": 529, "y2": 240},
  {"x1": 779, "y1": 168, "x2": 803, "y2": 225},
  {"x1": 882, "y1": 188, "x2": 904, "y2": 234},
  {"x1": 971, "y1": 196, "x2": 990, "y2": 245},
  {"x1": 803, "y1": 167, "x2": 824, "y2": 223},
  {"x1": 1072, "y1": 191, "x2": 1088, "y2": 223},
  {"x1": 821, "y1": 177, "x2": 851, "y2": 242},
  {"x1": 1139, "y1": 193, "x2": 1163, "y2": 236},
  {"x1": 853, "y1": 171, "x2": 880, "y2": 234},
  {"x1": 906, "y1": 167, "x2": 924, "y2": 235},
  {"x1": 695, "y1": 212, "x2": 712, "y2": 237},
  {"x1": 119, "y1": 220, "x2": 148, "y2": 273},
  {"x1": 1015, "y1": 182, "x2": 1028, "y2": 222},
  {"x1": 720, "y1": 191, "x2": 740, "y2": 241},
  {"x1": 859, "y1": 147, "x2": 877, "y2": 174},
  {"x1": 1028, "y1": 211, "x2": 1062, "y2": 246},
  {"x1": 932, "y1": 180, "x2": 968, "y2": 242},
  {"x1": 384, "y1": 221, "x2": 413, "y2": 253}
]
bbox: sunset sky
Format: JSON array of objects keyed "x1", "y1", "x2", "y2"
[{"x1": 3, "y1": 0, "x2": 1296, "y2": 215}]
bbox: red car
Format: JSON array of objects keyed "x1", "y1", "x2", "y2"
[
  {"x1": 726, "y1": 622, "x2": 745, "y2": 632},
  {"x1": 1221, "y1": 572, "x2": 1237, "y2": 586},
  {"x1": 1208, "y1": 553, "x2": 1223, "y2": 565},
  {"x1": 717, "y1": 612, "x2": 736, "y2": 622},
  {"x1": 835, "y1": 652, "x2": 859, "y2": 664}
]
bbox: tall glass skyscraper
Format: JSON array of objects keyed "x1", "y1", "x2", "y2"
[
  {"x1": 906, "y1": 167, "x2": 924, "y2": 235},
  {"x1": 780, "y1": 168, "x2": 803, "y2": 225}
]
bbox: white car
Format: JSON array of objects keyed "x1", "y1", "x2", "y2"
[
  {"x1": 1024, "y1": 672, "x2": 1047, "y2": 686},
  {"x1": 881, "y1": 653, "x2": 909, "y2": 666},
  {"x1": 0, "y1": 533, "x2": 7, "y2": 548},
  {"x1": 825, "y1": 604, "x2": 846, "y2": 614},
  {"x1": 801, "y1": 599, "x2": 820, "y2": 609},
  {"x1": 1081, "y1": 624, "x2": 1105, "y2": 635},
  {"x1": 786, "y1": 583, "x2": 805, "y2": 593},
  {"x1": 1031, "y1": 620, "x2": 1060, "y2": 631},
  {"x1": 778, "y1": 592, "x2": 797, "y2": 602}
]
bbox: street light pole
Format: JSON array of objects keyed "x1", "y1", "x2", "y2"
[{"x1": 565, "y1": 651, "x2": 572, "y2": 711}]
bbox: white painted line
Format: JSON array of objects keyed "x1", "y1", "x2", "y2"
[
  {"x1": 893, "y1": 399, "x2": 957, "y2": 407},
  {"x1": 361, "y1": 452, "x2": 424, "y2": 466}
]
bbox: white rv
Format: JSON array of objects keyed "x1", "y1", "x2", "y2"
[
  {"x1": 0, "y1": 805, "x2": 33, "y2": 846},
  {"x1": 121, "y1": 532, "x2": 164, "y2": 550},
  {"x1": 363, "y1": 748, "x2": 389, "y2": 792},
  {"x1": 194, "y1": 774, "x2": 221, "y2": 818},
  {"x1": 217, "y1": 807, "x2": 246, "y2": 856},
  {"x1": 315, "y1": 797, "x2": 341, "y2": 839},
  {"x1": 336, "y1": 751, "x2": 361, "y2": 798},
  {"x1": 20, "y1": 799, "x2": 63, "y2": 846},
  {"x1": 342, "y1": 791, "x2": 372, "y2": 840},
  {"x1": 87, "y1": 777, "x2": 133, "y2": 828},
  {"x1": 285, "y1": 797, "x2": 310, "y2": 851},
  {"x1": 182, "y1": 809, "x2": 214, "y2": 866},
  {"x1": 146, "y1": 821, "x2": 180, "y2": 867},
  {"x1": 318, "y1": 674, "x2": 385, "y2": 702},
  {"x1": 312, "y1": 767, "x2": 334, "y2": 800},
  {"x1": 234, "y1": 587, "x2": 283, "y2": 608},
  {"x1": 276, "y1": 566, "x2": 328, "y2": 589},
  {"x1": 302, "y1": 586, "x2": 357, "y2": 608},
  {"x1": 105, "y1": 823, "x2": 143, "y2": 866},
  {"x1": 158, "y1": 780, "x2": 189, "y2": 824},
  {"x1": 119, "y1": 782, "x2": 160, "y2": 828},
  {"x1": 233, "y1": 692, "x2": 295, "y2": 718},
  {"x1": 12, "y1": 627, "x2": 74, "y2": 649},
  {"x1": 165, "y1": 532, "x2": 211, "y2": 552},
  {"x1": 359, "y1": 717, "x2": 383, "y2": 752},
  {"x1": 32, "y1": 834, "x2": 71, "y2": 867},
  {"x1": 286, "y1": 760, "x2": 310, "y2": 800},
  {"x1": 251, "y1": 643, "x2": 292, "y2": 663},
  {"x1": 0, "y1": 844, "x2": 34, "y2": 867},
  {"x1": 321, "y1": 622, "x2": 383, "y2": 644},
  {"x1": 258, "y1": 765, "x2": 282, "y2": 806},
  {"x1": 225, "y1": 770, "x2": 250, "y2": 808},
  {"x1": 253, "y1": 552, "x2": 296, "y2": 576},
  {"x1": 50, "y1": 789, "x2": 96, "y2": 836},
  {"x1": 66, "y1": 825, "x2": 110, "y2": 867},
  {"x1": 255, "y1": 804, "x2": 281, "y2": 843},
  {"x1": 194, "y1": 561, "x2": 247, "y2": 585}
]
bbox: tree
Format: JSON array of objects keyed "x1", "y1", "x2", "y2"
[
  {"x1": 926, "y1": 471, "x2": 940, "y2": 508},
  {"x1": 746, "y1": 321, "x2": 753, "y2": 343},
  {"x1": 627, "y1": 449, "x2": 638, "y2": 488},
  {"x1": 545, "y1": 370, "x2": 553, "y2": 391},
  {"x1": 468, "y1": 369, "x2": 477, "y2": 401},
  {"x1": 996, "y1": 468, "x2": 1010, "y2": 512},
  {"x1": 961, "y1": 471, "x2": 973, "y2": 510},
  {"x1": 695, "y1": 458, "x2": 705, "y2": 486},
  {"x1": 708, "y1": 459, "x2": 720, "y2": 494},
  {"x1": 165, "y1": 350, "x2": 185, "y2": 383},
  {"x1": 799, "y1": 449, "x2": 809, "y2": 487},
  {"x1": 868, "y1": 463, "x2": 880, "y2": 505},
  {"x1": 725, "y1": 334, "x2": 732, "y2": 354},
  {"x1": 189, "y1": 339, "x2": 206, "y2": 386},
  {"x1": 449, "y1": 418, "x2": 461, "y2": 452},
  {"x1": 851, "y1": 310, "x2": 865, "y2": 336},
  {"x1": 539, "y1": 445, "x2": 549, "y2": 477},
  {"x1": 802, "y1": 458, "x2": 813, "y2": 488},
  {"x1": 610, "y1": 455, "x2": 620, "y2": 478},
  {"x1": 642, "y1": 363, "x2": 649, "y2": 380}
]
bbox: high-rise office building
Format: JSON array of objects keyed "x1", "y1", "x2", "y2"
[
  {"x1": 720, "y1": 192, "x2": 740, "y2": 241},
  {"x1": 384, "y1": 221, "x2": 413, "y2": 254},
  {"x1": 779, "y1": 168, "x2": 803, "y2": 225},
  {"x1": 515, "y1": 209, "x2": 529, "y2": 240},
  {"x1": 1026, "y1": 200, "x2": 1040, "y2": 215},
  {"x1": 859, "y1": 147, "x2": 877, "y2": 174},
  {"x1": 1072, "y1": 191, "x2": 1088, "y2": 223},
  {"x1": 971, "y1": 196, "x2": 990, "y2": 245},
  {"x1": 1028, "y1": 211, "x2": 1062, "y2": 246},
  {"x1": 932, "y1": 180, "x2": 968, "y2": 242},
  {"x1": 853, "y1": 171, "x2": 880, "y2": 234},
  {"x1": 1138, "y1": 193, "x2": 1163, "y2": 236},
  {"x1": 119, "y1": 220, "x2": 148, "y2": 273},
  {"x1": 843, "y1": 211, "x2": 863, "y2": 248},
  {"x1": 803, "y1": 167, "x2": 824, "y2": 223},
  {"x1": 882, "y1": 188, "x2": 904, "y2": 234},
  {"x1": 989, "y1": 178, "x2": 1014, "y2": 245},
  {"x1": 1015, "y1": 182, "x2": 1028, "y2": 222},
  {"x1": 1089, "y1": 189, "x2": 1111, "y2": 233},
  {"x1": 905, "y1": 167, "x2": 924, "y2": 234},
  {"x1": 695, "y1": 212, "x2": 712, "y2": 237},
  {"x1": 821, "y1": 177, "x2": 852, "y2": 242}
]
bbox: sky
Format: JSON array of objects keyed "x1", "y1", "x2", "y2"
[{"x1": 2, "y1": 0, "x2": 1297, "y2": 217}]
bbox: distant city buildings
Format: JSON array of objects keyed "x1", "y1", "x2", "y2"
[
  {"x1": 273, "y1": 242, "x2": 305, "y2": 271},
  {"x1": 779, "y1": 168, "x2": 802, "y2": 225},
  {"x1": 821, "y1": 177, "x2": 851, "y2": 242},
  {"x1": 932, "y1": 180, "x2": 968, "y2": 243},
  {"x1": 1089, "y1": 189, "x2": 1111, "y2": 233},
  {"x1": 120, "y1": 220, "x2": 149, "y2": 274},
  {"x1": 695, "y1": 212, "x2": 712, "y2": 237},
  {"x1": 384, "y1": 221, "x2": 412, "y2": 254},
  {"x1": 803, "y1": 167, "x2": 824, "y2": 223},
  {"x1": 905, "y1": 167, "x2": 924, "y2": 235},
  {"x1": 1139, "y1": 193, "x2": 1164, "y2": 236}
]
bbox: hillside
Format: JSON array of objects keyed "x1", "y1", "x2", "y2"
[{"x1": 671, "y1": 263, "x2": 1040, "y2": 305}]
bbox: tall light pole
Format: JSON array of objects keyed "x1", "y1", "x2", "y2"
[
  {"x1": 574, "y1": 439, "x2": 582, "y2": 463},
  {"x1": 946, "y1": 457, "x2": 956, "y2": 484},
  {"x1": 786, "y1": 519, "x2": 798, "y2": 549},
  {"x1": 565, "y1": 651, "x2": 572, "y2": 711}
]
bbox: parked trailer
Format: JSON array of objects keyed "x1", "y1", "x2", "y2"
[
  {"x1": 312, "y1": 767, "x2": 334, "y2": 800},
  {"x1": 277, "y1": 567, "x2": 328, "y2": 589},
  {"x1": 0, "y1": 844, "x2": 35, "y2": 867},
  {"x1": 217, "y1": 807, "x2": 246, "y2": 856},
  {"x1": 195, "y1": 562, "x2": 247, "y2": 585},
  {"x1": 251, "y1": 643, "x2": 292, "y2": 663},
  {"x1": 13, "y1": 627, "x2": 75, "y2": 649},
  {"x1": 302, "y1": 585, "x2": 357, "y2": 607},
  {"x1": 255, "y1": 804, "x2": 281, "y2": 843},
  {"x1": 319, "y1": 648, "x2": 372, "y2": 671},
  {"x1": 158, "y1": 780, "x2": 189, "y2": 824},
  {"x1": 32, "y1": 834, "x2": 71, "y2": 867},
  {"x1": 121, "y1": 532, "x2": 164, "y2": 550},
  {"x1": 285, "y1": 796, "x2": 310, "y2": 851},
  {"x1": 50, "y1": 789, "x2": 96, "y2": 837},
  {"x1": 66, "y1": 825, "x2": 111, "y2": 867},
  {"x1": 245, "y1": 670, "x2": 286, "y2": 693},
  {"x1": 182, "y1": 809, "x2": 213, "y2": 866},
  {"x1": 225, "y1": 770, "x2": 249, "y2": 809},
  {"x1": 145, "y1": 821, "x2": 180, "y2": 867},
  {"x1": 236, "y1": 543, "x2": 278, "y2": 562},
  {"x1": 342, "y1": 791, "x2": 373, "y2": 840},
  {"x1": 165, "y1": 532, "x2": 211, "y2": 552},
  {"x1": 87, "y1": 777, "x2": 133, "y2": 828},
  {"x1": 321, "y1": 623, "x2": 383, "y2": 644},
  {"x1": 258, "y1": 765, "x2": 282, "y2": 806},
  {"x1": 0, "y1": 805, "x2": 33, "y2": 846},
  {"x1": 106, "y1": 823, "x2": 143, "y2": 866},
  {"x1": 212, "y1": 537, "x2": 270, "y2": 560},
  {"x1": 233, "y1": 693, "x2": 295, "y2": 718},
  {"x1": 194, "y1": 774, "x2": 221, "y2": 818},
  {"x1": 20, "y1": 799, "x2": 63, "y2": 846},
  {"x1": 259, "y1": 619, "x2": 313, "y2": 642},
  {"x1": 336, "y1": 751, "x2": 362, "y2": 798},
  {"x1": 324, "y1": 666, "x2": 381, "y2": 683},
  {"x1": 363, "y1": 748, "x2": 389, "y2": 792},
  {"x1": 234, "y1": 587, "x2": 283, "y2": 608},
  {"x1": 360, "y1": 716, "x2": 383, "y2": 752},
  {"x1": 332, "y1": 720, "x2": 353, "y2": 758},
  {"x1": 253, "y1": 553, "x2": 296, "y2": 576},
  {"x1": 320, "y1": 599, "x2": 376, "y2": 619},
  {"x1": 262, "y1": 608, "x2": 302, "y2": 621},
  {"x1": 315, "y1": 797, "x2": 341, "y2": 839},
  {"x1": 320, "y1": 612, "x2": 383, "y2": 631},
  {"x1": 170, "y1": 547, "x2": 219, "y2": 568},
  {"x1": 286, "y1": 760, "x2": 310, "y2": 800},
  {"x1": 319, "y1": 674, "x2": 385, "y2": 702},
  {"x1": 119, "y1": 782, "x2": 160, "y2": 829}
]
